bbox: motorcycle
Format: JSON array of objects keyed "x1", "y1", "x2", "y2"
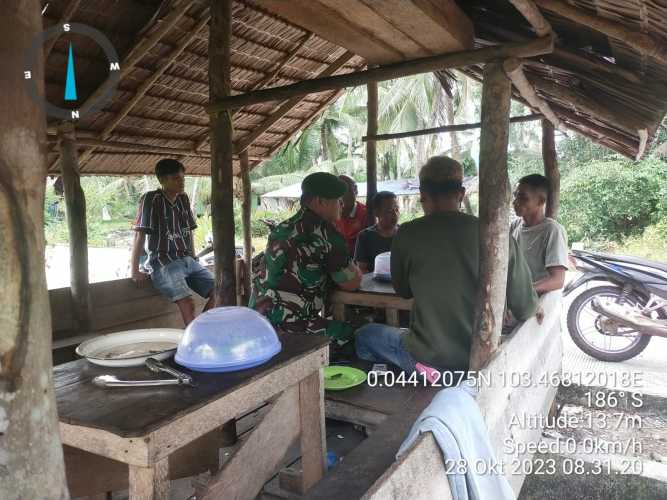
[
  {"x1": 564, "y1": 249, "x2": 667, "y2": 362},
  {"x1": 195, "y1": 218, "x2": 277, "y2": 275}
]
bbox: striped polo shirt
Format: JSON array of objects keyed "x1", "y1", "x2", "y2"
[{"x1": 134, "y1": 190, "x2": 197, "y2": 272}]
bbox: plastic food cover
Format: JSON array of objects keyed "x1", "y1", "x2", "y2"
[
  {"x1": 374, "y1": 251, "x2": 391, "y2": 279},
  {"x1": 175, "y1": 307, "x2": 282, "y2": 372}
]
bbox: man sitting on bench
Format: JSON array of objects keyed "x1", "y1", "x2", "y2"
[
  {"x1": 131, "y1": 159, "x2": 215, "y2": 325},
  {"x1": 355, "y1": 156, "x2": 538, "y2": 374}
]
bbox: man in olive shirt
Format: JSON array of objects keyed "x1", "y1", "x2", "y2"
[
  {"x1": 511, "y1": 174, "x2": 569, "y2": 294},
  {"x1": 355, "y1": 156, "x2": 538, "y2": 373}
]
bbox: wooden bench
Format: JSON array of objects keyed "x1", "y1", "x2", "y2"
[
  {"x1": 49, "y1": 260, "x2": 250, "y2": 365},
  {"x1": 307, "y1": 291, "x2": 563, "y2": 499},
  {"x1": 49, "y1": 277, "x2": 206, "y2": 364}
]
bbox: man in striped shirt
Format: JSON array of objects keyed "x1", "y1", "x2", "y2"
[{"x1": 131, "y1": 159, "x2": 214, "y2": 325}]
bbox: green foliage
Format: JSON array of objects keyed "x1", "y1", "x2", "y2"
[
  {"x1": 602, "y1": 220, "x2": 667, "y2": 262},
  {"x1": 559, "y1": 159, "x2": 666, "y2": 242},
  {"x1": 507, "y1": 150, "x2": 545, "y2": 187}
]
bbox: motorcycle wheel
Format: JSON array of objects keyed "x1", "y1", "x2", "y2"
[{"x1": 567, "y1": 285, "x2": 651, "y2": 362}]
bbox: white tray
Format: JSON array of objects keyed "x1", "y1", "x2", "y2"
[{"x1": 76, "y1": 329, "x2": 183, "y2": 367}]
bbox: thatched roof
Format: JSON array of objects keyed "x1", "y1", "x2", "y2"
[{"x1": 42, "y1": 0, "x2": 667, "y2": 176}]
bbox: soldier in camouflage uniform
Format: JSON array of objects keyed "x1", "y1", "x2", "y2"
[{"x1": 250, "y1": 172, "x2": 362, "y2": 341}]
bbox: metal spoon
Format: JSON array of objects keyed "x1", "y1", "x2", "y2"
[
  {"x1": 93, "y1": 374, "x2": 187, "y2": 388},
  {"x1": 145, "y1": 357, "x2": 194, "y2": 386}
]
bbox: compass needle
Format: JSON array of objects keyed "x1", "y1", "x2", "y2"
[
  {"x1": 24, "y1": 23, "x2": 119, "y2": 120},
  {"x1": 64, "y1": 42, "x2": 77, "y2": 101}
]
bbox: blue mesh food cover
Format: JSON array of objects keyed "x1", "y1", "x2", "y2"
[{"x1": 175, "y1": 306, "x2": 282, "y2": 372}]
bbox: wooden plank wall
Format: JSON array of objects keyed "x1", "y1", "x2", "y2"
[
  {"x1": 50, "y1": 277, "x2": 207, "y2": 341},
  {"x1": 363, "y1": 290, "x2": 564, "y2": 498}
]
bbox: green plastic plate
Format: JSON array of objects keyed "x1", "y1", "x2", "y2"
[{"x1": 323, "y1": 366, "x2": 367, "y2": 391}]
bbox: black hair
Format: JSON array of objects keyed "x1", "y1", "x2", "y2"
[
  {"x1": 419, "y1": 179, "x2": 464, "y2": 197},
  {"x1": 519, "y1": 174, "x2": 550, "y2": 200},
  {"x1": 372, "y1": 191, "x2": 397, "y2": 211},
  {"x1": 155, "y1": 158, "x2": 185, "y2": 180},
  {"x1": 300, "y1": 192, "x2": 316, "y2": 207}
]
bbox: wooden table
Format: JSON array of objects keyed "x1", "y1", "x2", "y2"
[
  {"x1": 330, "y1": 273, "x2": 412, "y2": 326},
  {"x1": 55, "y1": 334, "x2": 329, "y2": 500}
]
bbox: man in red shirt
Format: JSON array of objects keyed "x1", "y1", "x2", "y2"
[{"x1": 335, "y1": 175, "x2": 367, "y2": 253}]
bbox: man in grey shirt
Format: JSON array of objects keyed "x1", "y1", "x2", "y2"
[{"x1": 511, "y1": 174, "x2": 569, "y2": 294}]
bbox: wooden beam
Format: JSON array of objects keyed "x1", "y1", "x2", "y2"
[
  {"x1": 0, "y1": 1, "x2": 69, "y2": 496},
  {"x1": 45, "y1": 133, "x2": 267, "y2": 162},
  {"x1": 552, "y1": 104, "x2": 639, "y2": 151},
  {"x1": 250, "y1": 87, "x2": 350, "y2": 173},
  {"x1": 44, "y1": 0, "x2": 82, "y2": 59},
  {"x1": 234, "y1": 51, "x2": 355, "y2": 154},
  {"x1": 535, "y1": 0, "x2": 667, "y2": 64},
  {"x1": 508, "y1": 0, "x2": 552, "y2": 36},
  {"x1": 207, "y1": 36, "x2": 555, "y2": 112},
  {"x1": 240, "y1": 151, "x2": 252, "y2": 305},
  {"x1": 503, "y1": 58, "x2": 562, "y2": 129},
  {"x1": 527, "y1": 73, "x2": 648, "y2": 137},
  {"x1": 478, "y1": 22, "x2": 642, "y2": 84},
  {"x1": 209, "y1": 0, "x2": 236, "y2": 307},
  {"x1": 362, "y1": 113, "x2": 542, "y2": 142},
  {"x1": 470, "y1": 62, "x2": 512, "y2": 371},
  {"x1": 86, "y1": 0, "x2": 200, "y2": 110},
  {"x1": 192, "y1": 31, "x2": 313, "y2": 153},
  {"x1": 541, "y1": 120, "x2": 560, "y2": 218},
  {"x1": 551, "y1": 46, "x2": 641, "y2": 85},
  {"x1": 58, "y1": 123, "x2": 92, "y2": 333},
  {"x1": 200, "y1": 387, "x2": 301, "y2": 499},
  {"x1": 68, "y1": 137, "x2": 211, "y2": 158},
  {"x1": 129, "y1": 458, "x2": 170, "y2": 500},
  {"x1": 256, "y1": 0, "x2": 474, "y2": 64},
  {"x1": 100, "y1": 11, "x2": 210, "y2": 141},
  {"x1": 366, "y1": 81, "x2": 378, "y2": 226},
  {"x1": 465, "y1": 66, "x2": 641, "y2": 157},
  {"x1": 50, "y1": 0, "x2": 200, "y2": 172}
]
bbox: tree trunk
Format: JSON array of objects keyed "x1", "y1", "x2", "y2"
[
  {"x1": 240, "y1": 152, "x2": 253, "y2": 304},
  {"x1": 209, "y1": 0, "x2": 237, "y2": 306},
  {"x1": 58, "y1": 123, "x2": 92, "y2": 333},
  {"x1": 470, "y1": 62, "x2": 512, "y2": 372},
  {"x1": 542, "y1": 119, "x2": 560, "y2": 218},
  {"x1": 190, "y1": 177, "x2": 200, "y2": 212},
  {"x1": 0, "y1": 2, "x2": 69, "y2": 498},
  {"x1": 366, "y1": 81, "x2": 378, "y2": 226},
  {"x1": 445, "y1": 97, "x2": 461, "y2": 160}
]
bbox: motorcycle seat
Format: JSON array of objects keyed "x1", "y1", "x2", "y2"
[{"x1": 591, "y1": 252, "x2": 667, "y2": 274}]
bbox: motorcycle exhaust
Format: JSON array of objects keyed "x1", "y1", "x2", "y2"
[{"x1": 591, "y1": 298, "x2": 667, "y2": 338}]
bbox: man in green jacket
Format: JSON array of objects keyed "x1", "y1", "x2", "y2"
[
  {"x1": 355, "y1": 156, "x2": 538, "y2": 373},
  {"x1": 251, "y1": 172, "x2": 362, "y2": 341}
]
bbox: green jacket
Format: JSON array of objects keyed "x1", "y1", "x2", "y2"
[
  {"x1": 391, "y1": 211, "x2": 538, "y2": 371},
  {"x1": 250, "y1": 208, "x2": 357, "y2": 340}
]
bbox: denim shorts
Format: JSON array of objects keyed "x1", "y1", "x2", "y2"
[{"x1": 151, "y1": 256, "x2": 214, "y2": 302}]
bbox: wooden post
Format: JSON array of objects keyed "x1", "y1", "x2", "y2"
[
  {"x1": 240, "y1": 151, "x2": 252, "y2": 304},
  {"x1": 58, "y1": 122, "x2": 93, "y2": 332},
  {"x1": 541, "y1": 119, "x2": 560, "y2": 218},
  {"x1": 0, "y1": 1, "x2": 69, "y2": 497},
  {"x1": 298, "y1": 371, "x2": 327, "y2": 493},
  {"x1": 209, "y1": 0, "x2": 237, "y2": 306},
  {"x1": 470, "y1": 62, "x2": 512, "y2": 371},
  {"x1": 366, "y1": 81, "x2": 378, "y2": 226},
  {"x1": 503, "y1": 58, "x2": 561, "y2": 130}
]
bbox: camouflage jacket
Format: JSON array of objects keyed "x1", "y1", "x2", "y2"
[{"x1": 250, "y1": 208, "x2": 357, "y2": 338}]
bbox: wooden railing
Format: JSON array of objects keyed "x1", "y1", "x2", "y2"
[{"x1": 359, "y1": 291, "x2": 563, "y2": 499}]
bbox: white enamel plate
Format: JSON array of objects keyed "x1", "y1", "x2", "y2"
[{"x1": 76, "y1": 329, "x2": 184, "y2": 367}]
